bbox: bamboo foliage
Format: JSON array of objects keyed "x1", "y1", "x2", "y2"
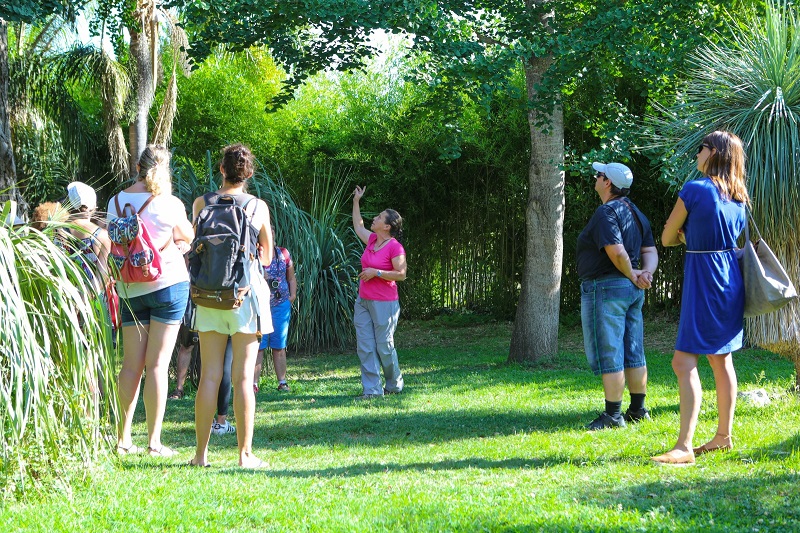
[
  {"x1": 0, "y1": 201, "x2": 117, "y2": 496},
  {"x1": 647, "y1": 0, "x2": 800, "y2": 380},
  {"x1": 171, "y1": 154, "x2": 360, "y2": 352}
]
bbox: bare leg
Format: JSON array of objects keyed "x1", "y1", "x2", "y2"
[
  {"x1": 600, "y1": 371, "x2": 625, "y2": 402},
  {"x1": 192, "y1": 331, "x2": 227, "y2": 466},
  {"x1": 143, "y1": 321, "x2": 181, "y2": 453},
  {"x1": 230, "y1": 333, "x2": 263, "y2": 468},
  {"x1": 172, "y1": 343, "x2": 193, "y2": 394},
  {"x1": 672, "y1": 350, "x2": 702, "y2": 451},
  {"x1": 254, "y1": 349, "x2": 264, "y2": 388},
  {"x1": 117, "y1": 324, "x2": 148, "y2": 449},
  {"x1": 624, "y1": 366, "x2": 647, "y2": 395},
  {"x1": 699, "y1": 353, "x2": 736, "y2": 450},
  {"x1": 652, "y1": 350, "x2": 700, "y2": 464},
  {"x1": 272, "y1": 348, "x2": 287, "y2": 383}
]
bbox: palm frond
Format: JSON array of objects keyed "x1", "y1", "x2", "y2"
[
  {"x1": 0, "y1": 203, "x2": 117, "y2": 496},
  {"x1": 152, "y1": 70, "x2": 178, "y2": 147}
]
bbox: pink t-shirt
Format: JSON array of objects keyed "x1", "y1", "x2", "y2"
[{"x1": 359, "y1": 233, "x2": 405, "y2": 301}]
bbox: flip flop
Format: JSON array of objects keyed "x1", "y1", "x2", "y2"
[
  {"x1": 148, "y1": 446, "x2": 177, "y2": 458},
  {"x1": 187, "y1": 458, "x2": 211, "y2": 468},
  {"x1": 117, "y1": 444, "x2": 142, "y2": 455}
]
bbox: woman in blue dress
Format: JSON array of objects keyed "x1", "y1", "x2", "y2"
[{"x1": 652, "y1": 131, "x2": 749, "y2": 465}]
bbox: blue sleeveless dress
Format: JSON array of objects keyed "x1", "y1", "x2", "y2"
[{"x1": 676, "y1": 178, "x2": 746, "y2": 354}]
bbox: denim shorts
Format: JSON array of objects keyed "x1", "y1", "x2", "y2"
[
  {"x1": 580, "y1": 277, "x2": 646, "y2": 375},
  {"x1": 259, "y1": 299, "x2": 291, "y2": 350},
  {"x1": 120, "y1": 281, "x2": 190, "y2": 327}
]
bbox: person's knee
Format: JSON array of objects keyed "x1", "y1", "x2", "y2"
[{"x1": 671, "y1": 352, "x2": 696, "y2": 375}]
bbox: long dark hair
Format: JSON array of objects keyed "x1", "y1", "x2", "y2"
[{"x1": 385, "y1": 209, "x2": 404, "y2": 242}]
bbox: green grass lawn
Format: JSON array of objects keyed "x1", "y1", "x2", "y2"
[{"x1": 2, "y1": 317, "x2": 799, "y2": 532}]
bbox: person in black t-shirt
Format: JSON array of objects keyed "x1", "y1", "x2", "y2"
[{"x1": 576, "y1": 162, "x2": 658, "y2": 431}]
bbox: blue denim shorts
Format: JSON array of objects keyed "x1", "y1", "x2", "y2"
[
  {"x1": 580, "y1": 277, "x2": 646, "y2": 375},
  {"x1": 259, "y1": 299, "x2": 291, "y2": 350},
  {"x1": 120, "y1": 281, "x2": 190, "y2": 327}
]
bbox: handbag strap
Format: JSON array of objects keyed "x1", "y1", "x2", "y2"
[{"x1": 744, "y1": 206, "x2": 763, "y2": 245}]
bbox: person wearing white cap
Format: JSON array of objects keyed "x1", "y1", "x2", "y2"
[
  {"x1": 64, "y1": 182, "x2": 112, "y2": 291},
  {"x1": 576, "y1": 162, "x2": 659, "y2": 431}
]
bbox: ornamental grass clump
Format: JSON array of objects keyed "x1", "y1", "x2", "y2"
[{"x1": 0, "y1": 203, "x2": 116, "y2": 497}]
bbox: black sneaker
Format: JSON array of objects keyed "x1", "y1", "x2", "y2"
[
  {"x1": 623, "y1": 407, "x2": 651, "y2": 423},
  {"x1": 586, "y1": 412, "x2": 627, "y2": 430}
]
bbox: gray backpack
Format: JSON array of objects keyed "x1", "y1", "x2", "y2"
[{"x1": 188, "y1": 193, "x2": 260, "y2": 310}]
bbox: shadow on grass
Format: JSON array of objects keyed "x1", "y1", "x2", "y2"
[
  {"x1": 230, "y1": 455, "x2": 596, "y2": 478},
  {"x1": 580, "y1": 470, "x2": 800, "y2": 529},
  {"x1": 118, "y1": 453, "x2": 618, "y2": 477}
]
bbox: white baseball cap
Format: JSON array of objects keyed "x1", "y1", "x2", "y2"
[
  {"x1": 592, "y1": 162, "x2": 633, "y2": 189},
  {"x1": 66, "y1": 182, "x2": 97, "y2": 210}
]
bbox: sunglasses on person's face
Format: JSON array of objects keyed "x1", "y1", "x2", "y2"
[
  {"x1": 595, "y1": 173, "x2": 607, "y2": 180},
  {"x1": 697, "y1": 144, "x2": 713, "y2": 154}
]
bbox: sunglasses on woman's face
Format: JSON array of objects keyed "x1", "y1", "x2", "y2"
[
  {"x1": 697, "y1": 144, "x2": 713, "y2": 154},
  {"x1": 595, "y1": 173, "x2": 607, "y2": 180}
]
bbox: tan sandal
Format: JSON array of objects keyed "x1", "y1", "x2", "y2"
[
  {"x1": 693, "y1": 433, "x2": 733, "y2": 456},
  {"x1": 651, "y1": 449, "x2": 695, "y2": 466}
]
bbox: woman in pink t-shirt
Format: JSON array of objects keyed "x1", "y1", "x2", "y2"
[{"x1": 351, "y1": 186, "x2": 407, "y2": 399}]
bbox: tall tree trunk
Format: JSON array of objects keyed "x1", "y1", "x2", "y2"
[
  {"x1": 508, "y1": 52, "x2": 565, "y2": 363},
  {"x1": 128, "y1": 17, "x2": 155, "y2": 174},
  {"x1": 0, "y1": 20, "x2": 20, "y2": 209}
]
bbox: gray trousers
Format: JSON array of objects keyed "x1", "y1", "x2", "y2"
[{"x1": 354, "y1": 297, "x2": 404, "y2": 395}]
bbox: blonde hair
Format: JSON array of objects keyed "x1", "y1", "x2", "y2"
[
  {"x1": 701, "y1": 131, "x2": 750, "y2": 205},
  {"x1": 136, "y1": 145, "x2": 172, "y2": 196}
]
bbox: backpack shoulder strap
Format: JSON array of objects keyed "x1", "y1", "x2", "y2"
[
  {"x1": 113, "y1": 194, "x2": 122, "y2": 218},
  {"x1": 138, "y1": 195, "x2": 156, "y2": 215},
  {"x1": 203, "y1": 192, "x2": 219, "y2": 206}
]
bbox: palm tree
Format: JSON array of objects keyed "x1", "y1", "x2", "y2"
[
  {"x1": 126, "y1": 1, "x2": 190, "y2": 169},
  {"x1": 650, "y1": 0, "x2": 800, "y2": 386}
]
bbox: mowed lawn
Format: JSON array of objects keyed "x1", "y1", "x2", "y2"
[{"x1": 2, "y1": 317, "x2": 799, "y2": 532}]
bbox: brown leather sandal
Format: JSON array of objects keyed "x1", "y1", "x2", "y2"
[
  {"x1": 167, "y1": 388, "x2": 185, "y2": 400},
  {"x1": 693, "y1": 433, "x2": 733, "y2": 456}
]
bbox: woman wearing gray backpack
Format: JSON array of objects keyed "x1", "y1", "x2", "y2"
[{"x1": 189, "y1": 143, "x2": 273, "y2": 468}]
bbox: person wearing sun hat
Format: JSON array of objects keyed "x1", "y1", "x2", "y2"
[
  {"x1": 63, "y1": 182, "x2": 112, "y2": 291},
  {"x1": 576, "y1": 161, "x2": 659, "y2": 431},
  {"x1": 66, "y1": 181, "x2": 98, "y2": 211}
]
